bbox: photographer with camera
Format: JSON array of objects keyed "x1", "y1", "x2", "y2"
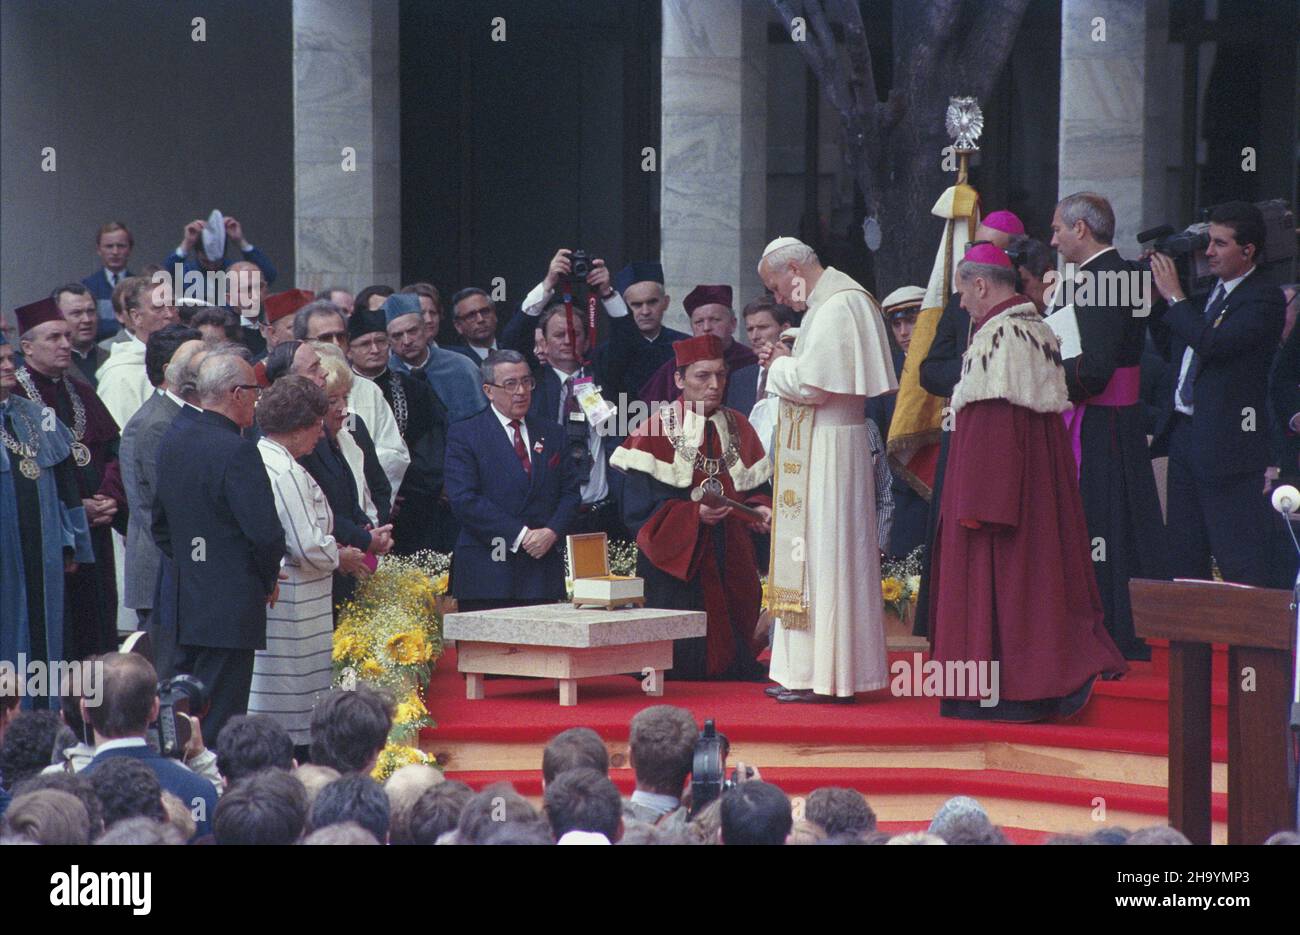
[
  {"x1": 80, "y1": 653, "x2": 220, "y2": 838},
  {"x1": 498, "y1": 250, "x2": 635, "y2": 537},
  {"x1": 1148, "y1": 201, "x2": 1286, "y2": 586}
]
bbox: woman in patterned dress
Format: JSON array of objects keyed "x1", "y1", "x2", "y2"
[{"x1": 248, "y1": 376, "x2": 370, "y2": 747}]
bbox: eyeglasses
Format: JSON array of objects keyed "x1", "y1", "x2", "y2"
[
  {"x1": 456, "y1": 306, "x2": 493, "y2": 323},
  {"x1": 233, "y1": 384, "x2": 262, "y2": 397},
  {"x1": 489, "y1": 377, "x2": 536, "y2": 393},
  {"x1": 313, "y1": 330, "x2": 348, "y2": 343},
  {"x1": 965, "y1": 239, "x2": 994, "y2": 251}
]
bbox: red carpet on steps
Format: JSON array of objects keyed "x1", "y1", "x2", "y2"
[{"x1": 421, "y1": 643, "x2": 1227, "y2": 759}]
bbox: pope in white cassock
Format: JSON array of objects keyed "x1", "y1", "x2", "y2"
[{"x1": 757, "y1": 238, "x2": 898, "y2": 702}]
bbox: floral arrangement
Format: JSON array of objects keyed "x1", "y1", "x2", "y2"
[
  {"x1": 880, "y1": 545, "x2": 924, "y2": 619},
  {"x1": 607, "y1": 539, "x2": 639, "y2": 576},
  {"x1": 331, "y1": 550, "x2": 450, "y2": 781}
]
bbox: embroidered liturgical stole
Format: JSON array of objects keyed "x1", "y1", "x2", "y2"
[{"x1": 766, "y1": 397, "x2": 814, "y2": 630}]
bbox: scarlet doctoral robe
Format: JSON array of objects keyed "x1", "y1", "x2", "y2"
[
  {"x1": 611, "y1": 401, "x2": 771, "y2": 679},
  {"x1": 930, "y1": 298, "x2": 1126, "y2": 720}
]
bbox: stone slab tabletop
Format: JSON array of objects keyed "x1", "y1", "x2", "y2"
[{"x1": 443, "y1": 604, "x2": 705, "y2": 647}]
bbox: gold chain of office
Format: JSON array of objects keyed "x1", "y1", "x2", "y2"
[
  {"x1": 15, "y1": 367, "x2": 92, "y2": 467},
  {"x1": 662, "y1": 404, "x2": 741, "y2": 482}
]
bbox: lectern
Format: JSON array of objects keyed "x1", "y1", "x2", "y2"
[{"x1": 1129, "y1": 578, "x2": 1296, "y2": 844}]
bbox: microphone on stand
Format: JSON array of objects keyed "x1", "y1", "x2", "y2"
[
  {"x1": 1271, "y1": 484, "x2": 1300, "y2": 517},
  {"x1": 1269, "y1": 484, "x2": 1300, "y2": 831}
]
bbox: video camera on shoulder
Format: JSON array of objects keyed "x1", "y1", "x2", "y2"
[
  {"x1": 690, "y1": 719, "x2": 755, "y2": 815},
  {"x1": 1136, "y1": 198, "x2": 1296, "y2": 297},
  {"x1": 147, "y1": 674, "x2": 210, "y2": 759}
]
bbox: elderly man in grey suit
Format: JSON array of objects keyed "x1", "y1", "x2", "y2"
[{"x1": 119, "y1": 327, "x2": 201, "y2": 661}]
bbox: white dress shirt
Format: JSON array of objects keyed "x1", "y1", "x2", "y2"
[
  {"x1": 521, "y1": 281, "x2": 629, "y2": 319},
  {"x1": 551, "y1": 364, "x2": 609, "y2": 505}
]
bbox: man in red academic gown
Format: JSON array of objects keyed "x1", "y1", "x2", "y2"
[
  {"x1": 929, "y1": 245, "x2": 1126, "y2": 721},
  {"x1": 637, "y1": 285, "x2": 758, "y2": 408},
  {"x1": 13, "y1": 297, "x2": 127, "y2": 660},
  {"x1": 612, "y1": 335, "x2": 772, "y2": 680}
]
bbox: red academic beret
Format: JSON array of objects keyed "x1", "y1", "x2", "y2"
[
  {"x1": 963, "y1": 243, "x2": 1013, "y2": 268},
  {"x1": 683, "y1": 284, "x2": 733, "y2": 316},
  {"x1": 15, "y1": 297, "x2": 64, "y2": 334},
  {"x1": 673, "y1": 334, "x2": 726, "y2": 369},
  {"x1": 263, "y1": 289, "x2": 316, "y2": 324}
]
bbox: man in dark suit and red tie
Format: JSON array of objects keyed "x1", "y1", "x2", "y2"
[{"x1": 444, "y1": 349, "x2": 582, "y2": 612}]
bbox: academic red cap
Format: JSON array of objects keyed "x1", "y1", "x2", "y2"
[
  {"x1": 981, "y1": 210, "x2": 1025, "y2": 235},
  {"x1": 683, "y1": 284, "x2": 733, "y2": 316},
  {"x1": 263, "y1": 289, "x2": 316, "y2": 324},
  {"x1": 963, "y1": 243, "x2": 1013, "y2": 268},
  {"x1": 673, "y1": 334, "x2": 725, "y2": 369},
  {"x1": 14, "y1": 297, "x2": 64, "y2": 334}
]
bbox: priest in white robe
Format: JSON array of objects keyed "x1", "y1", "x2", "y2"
[{"x1": 757, "y1": 238, "x2": 898, "y2": 702}]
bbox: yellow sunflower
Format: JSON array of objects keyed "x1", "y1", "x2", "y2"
[
  {"x1": 881, "y1": 578, "x2": 903, "y2": 603},
  {"x1": 385, "y1": 631, "x2": 428, "y2": 665}
]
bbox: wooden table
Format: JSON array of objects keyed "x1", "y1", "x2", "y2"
[{"x1": 443, "y1": 604, "x2": 707, "y2": 706}]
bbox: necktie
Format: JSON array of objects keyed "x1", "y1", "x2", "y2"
[
  {"x1": 510, "y1": 419, "x2": 531, "y2": 476},
  {"x1": 562, "y1": 375, "x2": 581, "y2": 418},
  {"x1": 1177, "y1": 283, "x2": 1227, "y2": 409}
]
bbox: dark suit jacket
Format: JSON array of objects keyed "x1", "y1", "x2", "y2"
[
  {"x1": 593, "y1": 320, "x2": 686, "y2": 406},
  {"x1": 81, "y1": 268, "x2": 129, "y2": 303},
  {"x1": 82, "y1": 268, "x2": 132, "y2": 341},
  {"x1": 351, "y1": 412, "x2": 391, "y2": 523},
  {"x1": 84, "y1": 743, "x2": 218, "y2": 839},
  {"x1": 299, "y1": 430, "x2": 374, "y2": 551},
  {"x1": 445, "y1": 406, "x2": 581, "y2": 601},
  {"x1": 446, "y1": 343, "x2": 492, "y2": 366},
  {"x1": 726, "y1": 363, "x2": 761, "y2": 416},
  {"x1": 120, "y1": 390, "x2": 181, "y2": 609},
  {"x1": 919, "y1": 292, "x2": 969, "y2": 398},
  {"x1": 71, "y1": 345, "x2": 111, "y2": 385},
  {"x1": 152, "y1": 407, "x2": 285, "y2": 649},
  {"x1": 1060, "y1": 248, "x2": 1149, "y2": 401},
  {"x1": 1150, "y1": 268, "x2": 1286, "y2": 476},
  {"x1": 1270, "y1": 328, "x2": 1300, "y2": 480},
  {"x1": 160, "y1": 246, "x2": 277, "y2": 289}
]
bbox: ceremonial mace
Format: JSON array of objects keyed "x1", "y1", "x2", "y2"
[
  {"x1": 690, "y1": 486, "x2": 768, "y2": 524},
  {"x1": 945, "y1": 95, "x2": 984, "y2": 186}
]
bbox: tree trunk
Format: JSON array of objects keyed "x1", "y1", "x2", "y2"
[{"x1": 771, "y1": 0, "x2": 1032, "y2": 290}]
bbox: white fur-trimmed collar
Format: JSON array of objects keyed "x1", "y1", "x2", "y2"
[
  {"x1": 951, "y1": 301, "x2": 1070, "y2": 416},
  {"x1": 610, "y1": 403, "x2": 771, "y2": 491}
]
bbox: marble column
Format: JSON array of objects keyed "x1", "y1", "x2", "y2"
[
  {"x1": 292, "y1": 0, "x2": 401, "y2": 295},
  {"x1": 1058, "y1": 0, "x2": 1174, "y2": 256},
  {"x1": 660, "y1": 0, "x2": 767, "y2": 334}
]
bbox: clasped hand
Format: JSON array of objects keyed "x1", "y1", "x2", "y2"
[{"x1": 522, "y1": 527, "x2": 557, "y2": 559}]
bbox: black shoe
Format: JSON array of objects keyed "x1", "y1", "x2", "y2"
[
  {"x1": 775, "y1": 690, "x2": 855, "y2": 704},
  {"x1": 763, "y1": 685, "x2": 786, "y2": 697}
]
